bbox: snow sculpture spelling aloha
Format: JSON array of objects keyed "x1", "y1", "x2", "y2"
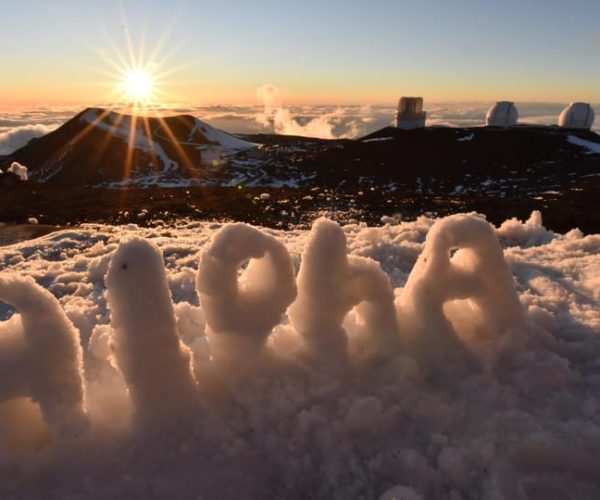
[
  {"x1": 106, "y1": 238, "x2": 199, "y2": 425},
  {"x1": 289, "y1": 218, "x2": 400, "y2": 362},
  {"x1": 0, "y1": 214, "x2": 533, "y2": 447},
  {"x1": 398, "y1": 214, "x2": 529, "y2": 371},
  {"x1": 196, "y1": 223, "x2": 297, "y2": 361},
  {"x1": 0, "y1": 275, "x2": 89, "y2": 438}
]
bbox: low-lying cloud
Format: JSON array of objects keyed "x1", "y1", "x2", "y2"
[
  {"x1": 0, "y1": 124, "x2": 56, "y2": 155},
  {"x1": 200, "y1": 95, "x2": 600, "y2": 138},
  {"x1": 0, "y1": 99, "x2": 597, "y2": 151},
  {"x1": 255, "y1": 84, "x2": 378, "y2": 139}
]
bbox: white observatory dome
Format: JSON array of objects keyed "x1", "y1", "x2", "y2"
[
  {"x1": 486, "y1": 101, "x2": 518, "y2": 127},
  {"x1": 558, "y1": 102, "x2": 595, "y2": 130}
]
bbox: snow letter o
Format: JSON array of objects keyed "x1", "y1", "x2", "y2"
[{"x1": 196, "y1": 223, "x2": 297, "y2": 359}]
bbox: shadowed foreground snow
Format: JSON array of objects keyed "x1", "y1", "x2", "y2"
[{"x1": 1, "y1": 212, "x2": 600, "y2": 499}]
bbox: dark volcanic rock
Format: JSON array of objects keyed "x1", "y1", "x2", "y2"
[
  {"x1": 0, "y1": 172, "x2": 23, "y2": 189},
  {"x1": 1, "y1": 109, "x2": 599, "y2": 232},
  {"x1": 312, "y1": 125, "x2": 600, "y2": 195}
]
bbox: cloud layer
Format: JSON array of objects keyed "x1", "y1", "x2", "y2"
[
  {"x1": 0, "y1": 98, "x2": 597, "y2": 154},
  {"x1": 182, "y1": 97, "x2": 600, "y2": 138},
  {"x1": 0, "y1": 107, "x2": 79, "y2": 155},
  {"x1": 0, "y1": 124, "x2": 56, "y2": 155}
]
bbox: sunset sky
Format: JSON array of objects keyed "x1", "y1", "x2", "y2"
[{"x1": 1, "y1": 0, "x2": 599, "y2": 107}]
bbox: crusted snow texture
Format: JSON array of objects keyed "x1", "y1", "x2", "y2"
[
  {"x1": 379, "y1": 484, "x2": 425, "y2": 500},
  {"x1": 105, "y1": 237, "x2": 199, "y2": 425},
  {"x1": 496, "y1": 210, "x2": 555, "y2": 247},
  {"x1": 0, "y1": 212, "x2": 598, "y2": 499},
  {"x1": 0, "y1": 274, "x2": 88, "y2": 438}
]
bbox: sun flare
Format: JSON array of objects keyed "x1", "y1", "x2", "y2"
[
  {"x1": 92, "y1": 21, "x2": 183, "y2": 110},
  {"x1": 87, "y1": 21, "x2": 195, "y2": 180},
  {"x1": 124, "y1": 69, "x2": 153, "y2": 102}
]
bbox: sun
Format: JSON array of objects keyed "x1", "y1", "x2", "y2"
[
  {"x1": 91, "y1": 11, "x2": 188, "y2": 110},
  {"x1": 92, "y1": 34, "x2": 173, "y2": 108},
  {"x1": 124, "y1": 69, "x2": 153, "y2": 102}
]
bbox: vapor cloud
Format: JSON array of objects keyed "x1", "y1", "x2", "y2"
[{"x1": 255, "y1": 84, "x2": 381, "y2": 139}]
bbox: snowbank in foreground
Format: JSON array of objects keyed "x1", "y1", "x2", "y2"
[{"x1": 0, "y1": 211, "x2": 599, "y2": 499}]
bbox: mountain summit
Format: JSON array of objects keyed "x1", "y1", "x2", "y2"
[{"x1": 2, "y1": 108, "x2": 255, "y2": 187}]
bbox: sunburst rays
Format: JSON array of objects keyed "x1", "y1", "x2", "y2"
[{"x1": 83, "y1": 11, "x2": 201, "y2": 185}]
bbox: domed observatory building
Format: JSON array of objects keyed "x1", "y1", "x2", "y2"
[
  {"x1": 558, "y1": 102, "x2": 595, "y2": 130},
  {"x1": 486, "y1": 101, "x2": 518, "y2": 127},
  {"x1": 396, "y1": 97, "x2": 427, "y2": 129}
]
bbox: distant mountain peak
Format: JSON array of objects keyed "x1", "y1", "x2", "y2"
[{"x1": 0, "y1": 107, "x2": 255, "y2": 187}]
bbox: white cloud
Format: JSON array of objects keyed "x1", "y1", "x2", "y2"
[
  {"x1": 0, "y1": 101, "x2": 597, "y2": 151},
  {"x1": 254, "y1": 83, "x2": 386, "y2": 139},
  {"x1": 0, "y1": 124, "x2": 55, "y2": 155}
]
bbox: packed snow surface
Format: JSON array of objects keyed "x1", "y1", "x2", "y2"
[
  {"x1": 7, "y1": 161, "x2": 28, "y2": 181},
  {"x1": 1, "y1": 211, "x2": 600, "y2": 499}
]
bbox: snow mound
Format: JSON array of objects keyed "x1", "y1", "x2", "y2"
[
  {"x1": 106, "y1": 238, "x2": 199, "y2": 426},
  {"x1": 7, "y1": 161, "x2": 28, "y2": 181},
  {"x1": 496, "y1": 210, "x2": 555, "y2": 247},
  {"x1": 0, "y1": 275, "x2": 88, "y2": 439},
  {"x1": 0, "y1": 213, "x2": 599, "y2": 499}
]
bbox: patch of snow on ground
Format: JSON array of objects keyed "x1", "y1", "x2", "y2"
[
  {"x1": 457, "y1": 133, "x2": 475, "y2": 142},
  {"x1": 363, "y1": 136, "x2": 395, "y2": 143},
  {"x1": 567, "y1": 135, "x2": 600, "y2": 154},
  {"x1": 0, "y1": 212, "x2": 599, "y2": 499},
  {"x1": 7, "y1": 161, "x2": 28, "y2": 181},
  {"x1": 192, "y1": 118, "x2": 256, "y2": 150}
]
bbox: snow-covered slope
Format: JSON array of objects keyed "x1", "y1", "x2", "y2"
[
  {"x1": 78, "y1": 108, "x2": 255, "y2": 151},
  {"x1": 187, "y1": 116, "x2": 255, "y2": 150},
  {"x1": 568, "y1": 134, "x2": 600, "y2": 154},
  {"x1": 1, "y1": 212, "x2": 600, "y2": 499},
  {"x1": 1, "y1": 108, "x2": 256, "y2": 187}
]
